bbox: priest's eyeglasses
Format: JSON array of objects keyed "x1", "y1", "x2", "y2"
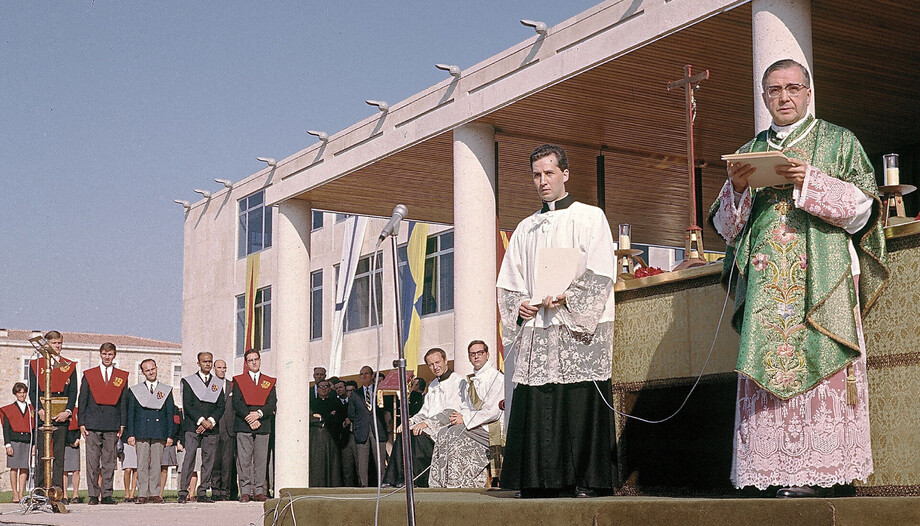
[{"x1": 765, "y1": 83, "x2": 808, "y2": 99}]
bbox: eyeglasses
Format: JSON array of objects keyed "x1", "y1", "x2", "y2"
[
  {"x1": 318, "y1": 384, "x2": 331, "y2": 389},
  {"x1": 468, "y1": 350, "x2": 488, "y2": 357},
  {"x1": 764, "y1": 83, "x2": 808, "y2": 99}
]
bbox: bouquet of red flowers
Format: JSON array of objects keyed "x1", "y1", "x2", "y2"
[{"x1": 633, "y1": 266, "x2": 664, "y2": 278}]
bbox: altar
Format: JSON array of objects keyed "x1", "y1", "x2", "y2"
[{"x1": 610, "y1": 224, "x2": 920, "y2": 496}]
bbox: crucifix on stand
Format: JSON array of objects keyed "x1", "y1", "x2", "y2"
[{"x1": 667, "y1": 64, "x2": 710, "y2": 270}]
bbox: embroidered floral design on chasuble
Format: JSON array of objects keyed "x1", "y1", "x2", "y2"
[{"x1": 710, "y1": 116, "x2": 889, "y2": 401}]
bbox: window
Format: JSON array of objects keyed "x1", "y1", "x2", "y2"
[
  {"x1": 236, "y1": 286, "x2": 272, "y2": 356},
  {"x1": 343, "y1": 253, "x2": 383, "y2": 332},
  {"x1": 238, "y1": 190, "x2": 272, "y2": 257},
  {"x1": 21, "y1": 357, "x2": 30, "y2": 382},
  {"x1": 398, "y1": 230, "x2": 454, "y2": 316},
  {"x1": 312, "y1": 211, "x2": 324, "y2": 230},
  {"x1": 335, "y1": 213, "x2": 348, "y2": 223},
  {"x1": 311, "y1": 270, "x2": 323, "y2": 340}
]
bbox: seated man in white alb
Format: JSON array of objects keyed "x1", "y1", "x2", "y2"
[
  {"x1": 382, "y1": 347, "x2": 463, "y2": 488},
  {"x1": 430, "y1": 340, "x2": 504, "y2": 488}
]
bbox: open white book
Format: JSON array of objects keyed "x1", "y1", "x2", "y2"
[
  {"x1": 531, "y1": 247, "x2": 585, "y2": 303},
  {"x1": 721, "y1": 150, "x2": 791, "y2": 188}
]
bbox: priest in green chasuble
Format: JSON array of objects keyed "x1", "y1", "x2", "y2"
[{"x1": 710, "y1": 59, "x2": 888, "y2": 497}]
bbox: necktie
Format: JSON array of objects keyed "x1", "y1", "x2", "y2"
[
  {"x1": 149, "y1": 383, "x2": 154, "y2": 394},
  {"x1": 104, "y1": 368, "x2": 109, "y2": 383},
  {"x1": 364, "y1": 387, "x2": 372, "y2": 411}
]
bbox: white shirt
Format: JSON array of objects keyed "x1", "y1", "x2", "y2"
[
  {"x1": 410, "y1": 372, "x2": 463, "y2": 435},
  {"x1": 145, "y1": 380, "x2": 159, "y2": 393},
  {"x1": 458, "y1": 363, "x2": 504, "y2": 431},
  {"x1": 100, "y1": 364, "x2": 113, "y2": 382}
]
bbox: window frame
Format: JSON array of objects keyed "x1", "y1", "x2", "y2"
[{"x1": 238, "y1": 190, "x2": 273, "y2": 258}]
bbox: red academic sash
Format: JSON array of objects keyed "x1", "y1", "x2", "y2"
[
  {"x1": 30, "y1": 357, "x2": 76, "y2": 393},
  {"x1": 69, "y1": 407, "x2": 80, "y2": 431},
  {"x1": 0, "y1": 403, "x2": 34, "y2": 434},
  {"x1": 84, "y1": 367, "x2": 129, "y2": 405},
  {"x1": 233, "y1": 373, "x2": 276, "y2": 407}
]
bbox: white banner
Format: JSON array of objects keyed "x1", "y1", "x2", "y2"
[{"x1": 328, "y1": 215, "x2": 368, "y2": 376}]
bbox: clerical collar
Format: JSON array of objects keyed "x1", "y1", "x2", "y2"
[
  {"x1": 541, "y1": 193, "x2": 573, "y2": 213},
  {"x1": 770, "y1": 114, "x2": 811, "y2": 140},
  {"x1": 438, "y1": 369, "x2": 453, "y2": 382}
]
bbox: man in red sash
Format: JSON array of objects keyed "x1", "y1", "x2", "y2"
[
  {"x1": 78, "y1": 342, "x2": 128, "y2": 505},
  {"x1": 28, "y1": 330, "x2": 77, "y2": 490},
  {"x1": 3, "y1": 382, "x2": 34, "y2": 502},
  {"x1": 232, "y1": 350, "x2": 276, "y2": 502}
]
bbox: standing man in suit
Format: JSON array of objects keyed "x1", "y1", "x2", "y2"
[
  {"x1": 125, "y1": 359, "x2": 175, "y2": 504},
  {"x1": 210, "y1": 359, "x2": 237, "y2": 501},
  {"x1": 77, "y1": 342, "x2": 129, "y2": 505},
  {"x1": 232, "y1": 349, "x2": 276, "y2": 502},
  {"x1": 177, "y1": 352, "x2": 224, "y2": 504},
  {"x1": 347, "y1": 365, "x2": 388, "y2": 487},
  {"x1": 29, "y1": 330, "x2": 77, "y2": 491}
]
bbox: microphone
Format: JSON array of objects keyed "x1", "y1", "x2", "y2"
[{"x1": 378, "y1": 204, "x2": 408, "y2": 241}]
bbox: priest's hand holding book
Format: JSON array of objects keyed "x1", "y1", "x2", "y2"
[{"x1": 723, "y1": 150, "x2": 808, "y2": 190}]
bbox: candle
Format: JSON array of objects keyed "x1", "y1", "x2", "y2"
[
  {"x1": 619, "y1": 234, "x2": 630, "y2": 250},
  {"x1": 883, "y1": 153, "x2": 899, "y2": 186},
  {"x1": 885, "y1": 167, "x2": 900, "y2": 186},
  {"x1": 618, "y1": 223, "x2": 631, "y2": 250}
]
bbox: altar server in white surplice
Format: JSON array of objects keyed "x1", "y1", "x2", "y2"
[
  {"x1": 497, "y1": 144, "x2": 616, "y2": 498},
  {"x1": 429, "y1": 340, "x2": 504, "y2": 488}
]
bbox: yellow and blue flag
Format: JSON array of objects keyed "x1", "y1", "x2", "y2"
[{"x1": 399, "y1": 222, "x2": 429, "y2": 373}]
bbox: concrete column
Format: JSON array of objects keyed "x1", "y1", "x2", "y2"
[
  {"x1": 274, "y1": 199, "x2": 312, "y2": 489},
  {"x1": 752, "y1": 0, "x2": 815, "y2": 131},
  {"x1": 452, "y1": 123, "x2": 497, "y2": 377}
]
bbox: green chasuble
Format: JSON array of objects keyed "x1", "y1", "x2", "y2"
[{"x1": 710, "y1": 115, "x2": 888, "y2": 400}]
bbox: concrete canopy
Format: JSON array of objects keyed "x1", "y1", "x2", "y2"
[{"x1": 264, "y1": 0, "x2": 920, "y2": 250}]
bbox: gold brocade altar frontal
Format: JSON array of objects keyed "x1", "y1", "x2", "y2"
[{"x1": 609, "y1": 230, "x2": 920, "y2": 494}]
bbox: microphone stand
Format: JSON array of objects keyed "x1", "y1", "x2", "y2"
[{"x1": 383, "y1": 228, "x2": 416, "y2": 526}]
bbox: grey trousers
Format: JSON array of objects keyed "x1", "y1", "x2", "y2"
[
  {"x1": 179, "y1": 431, "x2": 218, "y2": 497},
  {"x1": 355, "y1": 433, "x2": 388, "y2": 487},
  {"x1": 136, "y1": 439, "x2": 166, "y2": 498},
  {"x1": 236, "y1": 433, "x2": 269, "y2": 496},
  {"x1": 340, "y1": 432, "x2": 357, "y2": 486},
  {"x1": 211, "y1": 431, "x2": 237, "y2": 498},
  {"x1": 84, "y1": 430, "x2": 118, "y2": 498}
]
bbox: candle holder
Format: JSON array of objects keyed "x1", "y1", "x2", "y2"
[{"x1": 879, "y1": 184, "x2": 917, "y2": 227}]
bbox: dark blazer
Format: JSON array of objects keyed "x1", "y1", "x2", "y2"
[
  {"x1": 232, "y1": 375, "x2": 276, "y2": 436},
  {"x1": 77, "y1": 372, "x2": 127, "y2": 432},
  {"x1": 217, "y1": 378, "x2": 236, "y2": 439},
  {"x1": 125, "y1": 388, "x2": 176, "y2": 441},
  {"x1": 347, "y1": 386, "x2": 387, "y2": 444},
  {"x1": 180, "y1": 375, "x2": 225, "y2": 436}
]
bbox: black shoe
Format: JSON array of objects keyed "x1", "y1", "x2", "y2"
[
  {"x1": 574, "y1": 486, "x2": 597, "y2": 498},
  {"x1": 177, "y1": 495, "x2": 187, "y2": 504},
  {"x1": 197, "y1": 496, "x2": 214, "y2": 503},
  {"x1": 88, "y1": 496, "x2": 99, "y2": 505},
  {"x1": 72, "y1": 497, "x2": 83, "y2": 504},
  {"x1": 100, "y1": 496, "x2": 117, "y2": 505},
  {"x1": 776, "y1": 486, "x2": 818, "y2": 498}
]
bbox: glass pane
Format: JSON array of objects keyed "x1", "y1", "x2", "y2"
[
  {"x1": 312, "y1": 270, "x2": 323, "y2": 288},
  {"x1": 372, "y1": 272, "x2": 383, "y2": 326},
  {"x1": 239, "y1": 197, "x2": 248, "y2": 213},
  {"x1": 250, "y1": 191, "x2": 263, "y2": 207},
  {"x1": 249, "y1": 207, "x2": 263, "y2": 253},
  {"x1": 262, "y1": 302, "x2": 271, "y2": 350},
  {"x1": 312, "y1": 211, "x2": 324, "y2": 230},
  {"x1": 261, "y1": 287, "x2": 271, "y2": 302},
  {"x1": 311, "y1": 289, "x2": 323, "y2": 340},
  {"x1": 421, "y1": 257, "x2": 437, "y2": 315},
  {"x1": 426, "y1": 236, "x2": 437, "y2": 254},
  {"x1": 440, "y1": 231, "x2": 453, "y2": 250},
  {"x1": 238, "y1": 212, "x2": 247, "y2": 257},
  {"x1": 263, "y1": 206, "x2": 272, "y2": 248},
  {"x1": 254, "y1": 307, "x2": 263, "y2": 351},
  {"x1": 346, "y1": 276, "x2": 369, "y2": 331},
  {"x1": 356, "y1": 257, "x2": 369, "y2": 274},
  {"x1": 396, "y1": 245, "x2": 407, "y2": 265},
  {"x1": 440, "y1": 252, "x2": 454, "y2": 311},
  {"x1": 236, "y1": 296, "x2": 246, "y2": 356}
]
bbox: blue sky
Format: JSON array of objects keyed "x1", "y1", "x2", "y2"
[{"x1": 0, "y1": 0, "x2": 600, "y2": 342}]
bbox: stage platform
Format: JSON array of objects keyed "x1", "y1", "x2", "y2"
[{"x1": 264, "y1": 488, "x2": 920, "y2": 526}]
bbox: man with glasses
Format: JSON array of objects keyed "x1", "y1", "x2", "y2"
[
  {"x1": 347, "y1": 366, "x2": 389, "y2": 487},
  {"x1": 711, "y1": 58, "x2": 888, "y2": 497},
  {"x1": 429, "y1": 340, "x2": 504, "y2": 488},
  {"x1": 232, "y1": 350, "x2": 276, "y2": 502}
]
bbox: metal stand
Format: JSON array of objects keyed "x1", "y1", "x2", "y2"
[
  {"x1": 385, "y1": 233, "x2": 416, "y2": 526},
  {"x1": 27, "y1": 336, "x2": 67, "y2": 514}
]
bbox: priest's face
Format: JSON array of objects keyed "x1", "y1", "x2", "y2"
[
  {"x1": 425, "y1": 352, "x2": 447, "y2": 378},
  {"x1": 532, "y1": 154, "x2": 569, "y2": 203},
  {"x1": 468, "y1": 343, "x2": 489, "y2": 370},
  {"x1": 762, "y1": 67, "x2": 811, "y2": 126}
]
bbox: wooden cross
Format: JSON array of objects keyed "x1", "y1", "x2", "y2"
[{"x1": 667, "y1": 64, "x2": 710, "y2": 270}]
